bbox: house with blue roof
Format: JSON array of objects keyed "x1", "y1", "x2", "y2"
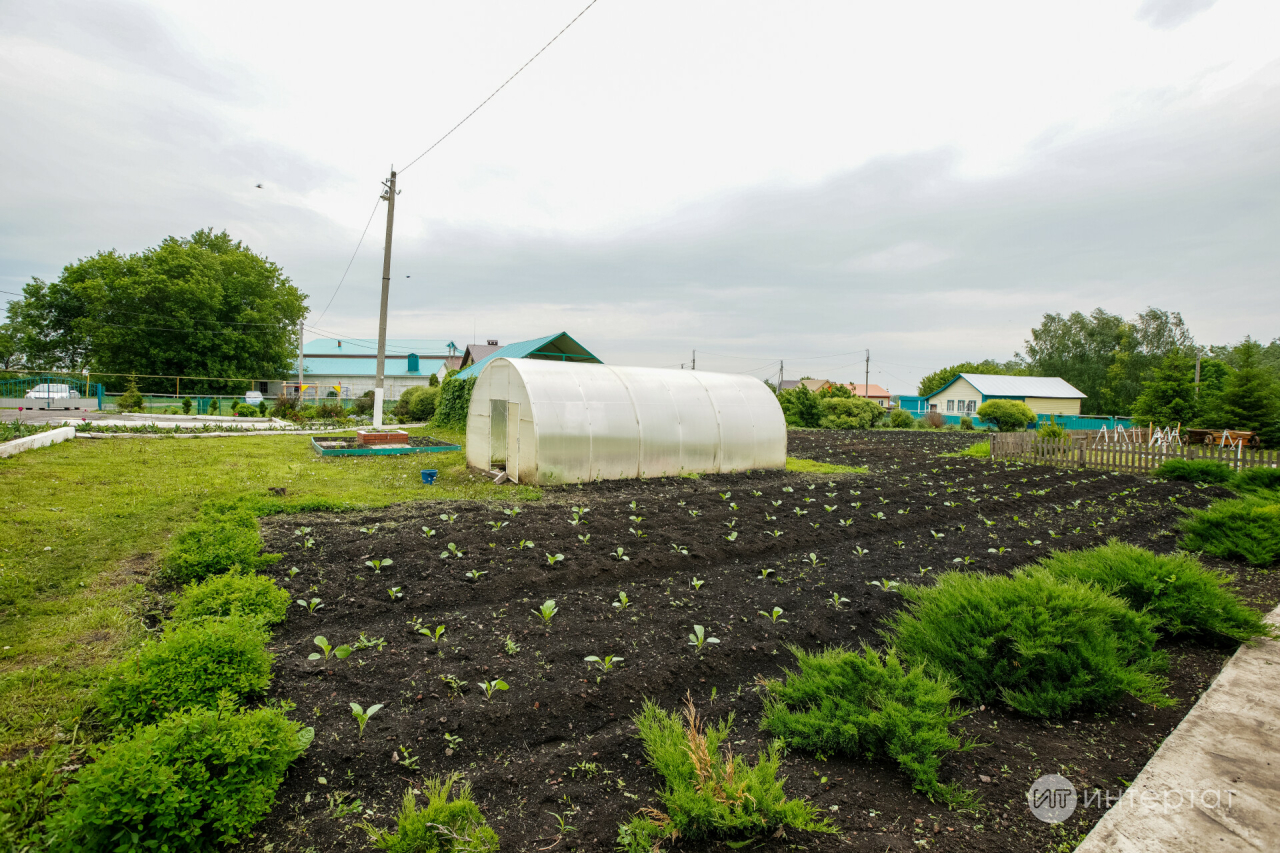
[
  {"x1": 453, "y1": 332, "x2": 602, "y2": 381},
  {"x1": 923, "y1": 373, "x2": 1086, "y2": 416},
  {"x1": 288, "y1": 338, "x2": 461, "y2": 401}
]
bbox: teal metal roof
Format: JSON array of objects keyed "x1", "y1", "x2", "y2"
[
  {"x1": 305, "y1": 338, "x2": 458, "y2": 357},
  {"x1": 303, "y1": 357, "x2": 446, "y2": 378},
  {"x1": 453, "y1": 332, "x2": 601, "y2": 380}
]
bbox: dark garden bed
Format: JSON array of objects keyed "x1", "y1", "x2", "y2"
[{"x1": 246, "y1": 429, "x2": 1280, "y2": 853}]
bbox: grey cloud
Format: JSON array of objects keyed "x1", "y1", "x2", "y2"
[{"x1": 1135, "y1": 0, "x2": 1219, "y2": 30}]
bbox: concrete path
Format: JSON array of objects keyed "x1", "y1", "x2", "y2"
[
  {"x1": 0, "y1": 410, "x2": 284, "y2": 429},
  {"x1": 1075, "y1": 604, "x2": 1280, "y2": 853}
]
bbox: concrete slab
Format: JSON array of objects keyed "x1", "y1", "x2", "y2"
[
  {"x1": 1075, "y1": 604, "x2": 1280, "y2": 853},
  {"x1": 0, "y1": 426, "x2": 76, "y2": 458}
]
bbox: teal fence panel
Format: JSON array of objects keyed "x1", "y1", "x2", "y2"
[{"x1": 1036, "y1": 414, "x2": 1133, "y2": 431}]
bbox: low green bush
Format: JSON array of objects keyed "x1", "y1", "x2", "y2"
[
  {"x1": 1035, "y1": 541, "x2": 1270, "y2": 641},
  {"x1": 45, "y1": 699, "x2": 311, "y2": 852},
  {"x1": 975, "y1": 399, "x2": 1035, "y2": 432},
  {"x1": 761, "y1": 646, "x2": 971, "y2": 801},
  {"x1": 172, "y1": 572, "x2": 290, "y2": 625},
  {"x1": 394, "y1": 385, "x2": 440, "y2": 423},
  {"x1": 889, "y1": 408, "x2": 915, "y2": 429},
  {"x1": 1151, "y1": 459, "x2": 1233, "y2": 484},
  {"x1": 362, "y1": 774, "x2": 499, "y2": 852},
  {"x1": 97, "y1": 616, "x2": 273, "y2": 728},
  {"x1": 116, "y1": 379, "x2": 144, "y2": 413},
  {"x1": 1180, "y1": 498, "x2": 1280, "y2": 566},
  {"x1": 1233, "y1": 466, "x2": 1280, "y2": 495},
  {"x1": 959, "y1": 416, "x2": 974, "y2": 431},
  {"x1": 619, "y1": 698, "x2": 832, "y2": 852},
  {"x1": 234, "y1": 403, "x2": 259, "y2": 417},
  {"x1": 818, "y1": 396, "x2": 885, "y2": 430},
  {"x1": 888, "y1": 570, "x2": 1171, "y2": 717},
  {"x1": 160, "y1": 508, "x2": 278, "y2": 585},
  {"x1": 1037, "y1": 417, "x2": 1070, "y2": 441}
]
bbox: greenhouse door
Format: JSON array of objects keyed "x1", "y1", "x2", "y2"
[
  {"x1": 506, "y1": 402, "x2": 520, "y2": 483},
  {"x1": 490, "y1": 400, "x2": 507, "y2": 468}
]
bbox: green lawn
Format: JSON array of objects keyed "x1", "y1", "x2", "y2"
[{"x1": 0, "y1": 426, "x2": 539, "y2": 754}]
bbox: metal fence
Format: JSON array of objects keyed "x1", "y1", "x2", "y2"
[{"x1": 991, "y1": 432, "x2": 1279, "y2": 474}]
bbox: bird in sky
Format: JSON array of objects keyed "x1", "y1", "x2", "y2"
[{"x1": 255, "y1": 183, "x2": 263, "y2": 189}]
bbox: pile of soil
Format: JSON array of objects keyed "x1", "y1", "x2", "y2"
[{"x1": 247, "y1": 430, "x2": 1278, "y2": 853}]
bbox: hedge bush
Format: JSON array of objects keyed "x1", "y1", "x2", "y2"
[
  {"x1": 818, "y1": 396, "x2": 885, "y2": 430},
  {"x1": 172, "y1": 572, "x2": 290, "y2": 625},
  {"x1": 434, "y1": 375, "x2": 476, "y2": 430},
  {"x1": 1151, "y1": 459, "x2": 1234, "y2": 484},
  {"x1": 363, "y1": 774, "x2": 499, "y2": 852},
  {"x1": 1035, "y1": 541, "x2": 1269, "y2": 641},
  {"x1": 889, "y1": 408, "x2": 915, "y2": 428},
  {"x1": 394, "y1": 385, "x2": 440, "y2": 423},
  {"x1": 888, "y1": 569, "x2": 1170, "y2": 717},
  {"x1": 1233, "y1": 466, "x2": 1280, "y2": 495},
  {"x1": 160, "y1": 509, "x2": 277, "y2": 585},
  {"x1": 1180, "y1": 497, "x2": 1280, "y2": 566},
  {"x1": 97, "y1": 616, "x2": 273, "y2": 728},
  {"x1": 45, "y1": 699, "x2": 311, "y2": 852},
  {"x1": 619, "y1": 698, "x2": 831, "y2": 852},
  {"x1": 761, "y1": 646, "x2": 970, "y2": 801},
  {"x1": 975, "y1": 399, "x2": 1035, "y2": 432}
]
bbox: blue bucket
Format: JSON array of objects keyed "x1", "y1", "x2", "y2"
[{"x1": 421, "y1": 469, "x2": 438, "y2": 485}]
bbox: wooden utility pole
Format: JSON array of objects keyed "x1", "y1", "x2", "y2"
[
  {"x1": 692, "y1": 350, "x2": 696, "y2": 370},
  {"x1": 373, "y1": 169, "x2": 398, "y2": 428},
  {"x1": 864, "y1": 349, "x2": 870, "y2": 399}
]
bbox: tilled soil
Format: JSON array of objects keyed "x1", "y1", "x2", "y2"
[{"x1": 248, "y1": 430, "x2": 1279, "y2": 853}]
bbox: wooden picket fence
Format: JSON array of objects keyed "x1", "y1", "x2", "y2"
[{"x1": 989, "y1": 433, "x2": 1280, "y2": 475}]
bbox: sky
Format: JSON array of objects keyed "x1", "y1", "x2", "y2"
[{"x1": 2, "y1": 0, "x2": 1278, "y2": 393}]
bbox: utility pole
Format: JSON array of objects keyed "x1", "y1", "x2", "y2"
[
  {"x1": 864, "y1": 349, "x2": 870, "y2": 400},
  {"x1": 373, "y1": 169, "x2": 397, "y2": 428},
  {"x1": 297, "y1": 319, "x2": 305, "y2": 402},
  {"x1": 692, "y1": 350, "x2": 696, "y2": 370},
  {"x1": 778, "y1": 360, "x2": 784, "y2": 391}
]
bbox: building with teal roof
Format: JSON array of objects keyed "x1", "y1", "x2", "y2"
[{"x1": 453, "y1": 332, "x2": 602, "y2": 381}]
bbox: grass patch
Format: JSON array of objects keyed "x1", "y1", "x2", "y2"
[
  {"x1": 1034, "y1": 541, "x2": 1271, "y2": 641},
  {"x1": 362, "y1": 773, "x2": 499, "y2": 852},
  {"x1": 1151, "y1": 459, "x2": 1234, "y2": 484},
  {"x1": 888, "y1": 569, "x2": 1171, "y2": 718},
  {"x1": 619, "y1": 696, "x2": 832, "y2": 851},
  {"x1": 940, "y1": 442, "x2": 989, "y2": 459},
  {"x1": 761, "y1": 645, "x2": 975, "y2": 804},
  {"x1": 1180, "y1": 497, "x2": 1280, "y2": 567},
  {"x1": 1232, "y1": 466, "x2": 1280, "y2": 495},
  {"x1": 0, "y1": 425, "x2": 538, "y2": 756},
  {"x1": 785, "y1": 457, "x2": 867, "y2": 474}
]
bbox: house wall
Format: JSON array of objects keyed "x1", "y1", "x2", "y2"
[
  {"x1": 289, "y1": 374, "x2": 442, "y2": 402},
  {"x1": 930, "y1": 378, "x2": 982, "y2": 415},
  {"x1": 1024, "y1": 396, "x2": 1081, "y2": 416}
]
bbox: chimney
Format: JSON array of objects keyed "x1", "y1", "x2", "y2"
[
  {"x1": 487, "y1": 339, "x2": 498, "y2": 346},
  {"x1": 337, "y1": 340, "x2": 341, "y2": 348}
]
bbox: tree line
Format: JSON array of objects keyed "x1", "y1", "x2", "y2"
[
  {"x1": 917, "y1": 307, "x2": 1280, "y2": 444},
  {"x1": 1, "y1": 230, "x2": 306, "y2": 394}
]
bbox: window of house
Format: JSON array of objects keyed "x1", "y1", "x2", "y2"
[
  {"x1": 947, "y1": 400, "x2": 955, "y2": 412},
  {"x1": 967, "y1": 400, "x2": 976, "y2": 413}
]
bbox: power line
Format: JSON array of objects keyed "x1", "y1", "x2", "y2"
[
  {"x1": 399, "y1": 0, "x2": 600, "y2": 175},
  {"x1": 314, "y1": 195, "x2": 383, "y2": 324}
]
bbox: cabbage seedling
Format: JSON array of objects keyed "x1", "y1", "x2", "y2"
[
  {"x1": 771, "y1": 500, "x2": 783, "y2": 507},
  {"x1": 487, "y1": 520, "x2": 508, "y2": 532},
  {"x1": 824, "y1": 505, "x2": 837, "y2": 512},
  {"x1": 806, "y1": 553, "x2": 822, "y2": 567},
  {"x1": 759, "y1": 606, "x2": 788, "y2": 623},
  {"x1": 465, "y1": 569, "x2": 487, "y2": 581},
  {"x1": 350, "y1": 702, "x2": 383, "y2": 737},
  {"x1": 387, "y1": 586, "x2": 403, "y2": 600},
  {"x1": 793, "y1": 508, "x2": 808, "y2": 516},
  {"x1": 546, "y1": 553, "x2": 564, "y2": 565},
  {"x1": 441, "y1": 543, "x2": 465, "y2": 559},
  {"x1": 297, "y1": 597, "x2": 323, "y2": 615},
  {"x1": 534, "y1": 599, "x2": 558, "y2": 623},
  {"x1": 853, "y1": 545, "x2": 869, "y2": 557},
  {"x1": 690, "y1": 577, "x2": 705, "y2": 590},
  {"x1": 930, "y1": 530, "x2": 945, "y2": 540},
  {"x1": 287, "y1": 567, "x2": 300, "y2": 578},
  {"x1": 767, "y1": 530, "x2": 783, "y2": 538},
  {"x1": 577, "y1": 533, "x2": 590, "y2": 544},
  {"x1": 687, "y1": 625, "x2": 719, "y2": 651},
  {"x1": 613, "y1": 592, "x2": 631, "y2": 610},
  {"x1": 720, "y1": 491, "x2": 731, "y2": 500},
  {"x1": 478, "y1": 679, "x2": 509, "y2": 701},
  {"x1": 611, "y1": 547, "x2": 629, "y2": 561},
  {"x1": 758, "y1": 567, "x2": 775, "y2": 580},
  {"x1": 584, "y1": 654, "x2": 623, "y2": 672},
  {"x1": 782, "y1": 486, "x2": 794, "y2": 493},
  {"x1": 670, "y1": 543, "x2": 689, "y2": 555},
  {"x1": 867, "y1": 579, "x2": 901, "y2": 592},
  {"x1": 366, "y1": 558, "x2": 393, "y2": 573},
  {"x1": 511, "y1": 539, "x2": 536, "y2": 550},
  {"x1": 502, "y1": 506, "x2": 522, "y2": 517},
  {"x1": 439, "y1": 512, "x2": 458, "y2": 523},
  {"x1": 723, "y1": 519, "x2": 737, "y2": 529},
  {"x1": 309, "y1": 635, "x2": 352, "y2": 661},
  {"x1": 827, "y1": 593, "x2": 850, "y2": 610},
  {"x1": 421, "y1": 526, "x2": 436, "y2": 538},
  {"x1": 419, "y1": 624, "x2": 446, "y2": 642},
  {"x1": 724, "y1": 531, "x2": 738, "y2": 542}
]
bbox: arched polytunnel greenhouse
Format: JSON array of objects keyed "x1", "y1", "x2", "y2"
[{"x1": 466, "y1": 358, "x2": 786, "y2": 484}]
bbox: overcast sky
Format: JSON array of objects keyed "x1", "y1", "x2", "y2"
[{"x1": 2, "y1": 0, "x2": 1278, "y2": 391}]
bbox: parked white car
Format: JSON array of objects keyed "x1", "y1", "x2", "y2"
[{"x1": 24, "y1": 384, "x2": 80, "y2": 399}]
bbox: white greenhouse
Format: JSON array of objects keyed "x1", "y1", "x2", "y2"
[{"x1": 465, "y1": 359, "x2": 787, "y2": 484}]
